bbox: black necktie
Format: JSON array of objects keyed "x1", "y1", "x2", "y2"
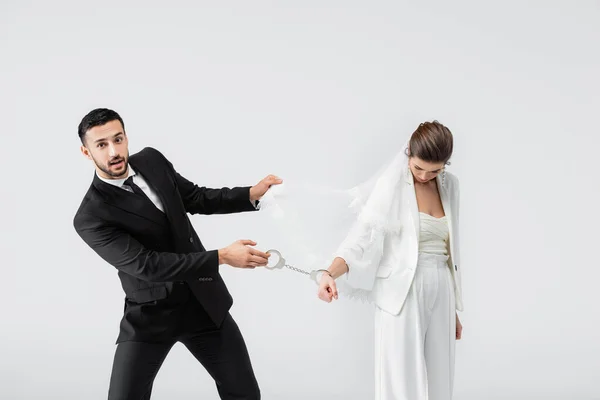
[{"x1": 124, "y1": 176, "x2": 151, "y2": 202}]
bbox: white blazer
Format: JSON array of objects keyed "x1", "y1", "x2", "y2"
[{"x1": 337, "y1": 169, "x2": 463, "y2": 314}]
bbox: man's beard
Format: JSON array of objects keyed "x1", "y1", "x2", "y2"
[{"x1": 95, "y1": 153, "x2": 129, "y2": 178}]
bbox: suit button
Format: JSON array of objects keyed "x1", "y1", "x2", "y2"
[
  {"x1": 189, "y1": 237, "x2": 194, "y2": 243},
  {"x1": 455, "y1": 265, "x2": 458, "y2": 271}
]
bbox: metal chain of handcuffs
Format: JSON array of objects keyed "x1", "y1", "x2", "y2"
[{"x1": 264, "y1": 249, "x2": 329, "y2": 283}]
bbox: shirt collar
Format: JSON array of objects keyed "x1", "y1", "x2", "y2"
[{"x1": 96, "y1": 165, "x2": 137, "y2": 188}]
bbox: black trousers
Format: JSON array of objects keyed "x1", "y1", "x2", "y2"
[{"x1": 107, "y1": 285, "x2": 260, "y2": 400}]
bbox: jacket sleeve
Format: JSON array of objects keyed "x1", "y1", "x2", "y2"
[
  {"x1": 74, "y1": 211, "x2": 219, "y2": 282},
  {"x1": 335, "y1": 219, "x2": 385, "y2": 290},
  {"x1": 151, "y1": 147, "x2": 258, "y2": 215}
]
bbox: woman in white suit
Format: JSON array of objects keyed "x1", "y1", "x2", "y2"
[{"x1": 316, "y1": 121, "x2": 463, "y2": 400}]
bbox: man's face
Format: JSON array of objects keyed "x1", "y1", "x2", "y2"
[{"x1": 80, "y1": 120, "x2": 129, "y2": 179}]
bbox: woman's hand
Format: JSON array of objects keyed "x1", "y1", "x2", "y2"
[
  {"x1": 318, "y1": 273, "x2": 338, "y2": 303},
  {"x1": 456, "y1": 312, "x2": 463, "y2": 340}
]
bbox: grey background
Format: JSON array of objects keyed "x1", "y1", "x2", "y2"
[{"x1": 1, "y1": 1, "x2": 599, "y2": 399}]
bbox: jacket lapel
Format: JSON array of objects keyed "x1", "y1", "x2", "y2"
[
  {"x1": 437, "y1": 174, "x2": 452, "y2": 223},
  {"x1": 128, "y1": 155, "x2": 175, "y2": 226},
  {"x1": 128, "y1": 152, "x2": 191, "y2": 247},
  {"x1": 92, "y1": 174, "x2": 167, "y2": 227},
  {"x1": 92, "y1": 155, "x2": 170, "y2": 228},
  {"x1": 404, "y1": 167, "x2": 420, "y2": 239},
  {"x1": 437, "y1": 174, "x2": 455, "y2": 266}
]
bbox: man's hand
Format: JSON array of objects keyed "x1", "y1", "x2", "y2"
[
  {"x1": 456, "y1": 312, "x2": 463, "y2": 340},
  {"x1": 218, "y1": 240, "x2": 270, "y2": 268},
  {"x1": 249, "y1": 174, "x2": 283, "y2": 202}
]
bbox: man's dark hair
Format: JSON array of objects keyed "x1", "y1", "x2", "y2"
[{"x1": 78, "y1": 108, "x2": 125, "y2": 144}]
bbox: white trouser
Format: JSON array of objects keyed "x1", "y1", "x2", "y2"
[{"x1": 375, "y1": 253, "x2": 456, "y2": 400}]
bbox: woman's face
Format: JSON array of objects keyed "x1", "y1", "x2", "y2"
[{"x1": 408, "y1": 156, "x2": 445, "y2": 184}]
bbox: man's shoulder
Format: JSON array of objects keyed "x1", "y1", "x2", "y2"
[
  {"x1": 132, "y1": 147, "x2": 175, "y2": 175},
  {"x1": 73, "y1": 187, "x2": 104, "y2": 231},
  {"x1": 132, "y1": 146, "x2": 168, "y2": 163}
]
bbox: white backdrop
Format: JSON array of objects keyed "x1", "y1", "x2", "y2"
[{"x1": 1, "y1": 1, "x2": 599, "y2": 399}]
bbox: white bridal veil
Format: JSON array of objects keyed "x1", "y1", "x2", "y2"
[{"x1": 258, "y1": 138, "x2": 413, "y2": 302}]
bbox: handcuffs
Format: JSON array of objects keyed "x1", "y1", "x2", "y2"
[{"x1": 265, "y1": 249, "x2": 330, "y2": 283}]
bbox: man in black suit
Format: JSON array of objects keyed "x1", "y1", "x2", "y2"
[{"x1": 73, "y1": 108, "x2": 281, "y2": 400}]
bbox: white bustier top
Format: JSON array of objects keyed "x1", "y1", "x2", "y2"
[{"x1": 418, "y1": 212, "x2": 449, "y2": 256}]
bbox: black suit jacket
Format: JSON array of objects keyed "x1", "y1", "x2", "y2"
[{"x1": 73, "y1": 147, "x2": 257, "y2": 343}]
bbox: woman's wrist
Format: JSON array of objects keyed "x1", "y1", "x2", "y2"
[{"x1": 316, "y1": 269, "x2": 333, "y2": 282}]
